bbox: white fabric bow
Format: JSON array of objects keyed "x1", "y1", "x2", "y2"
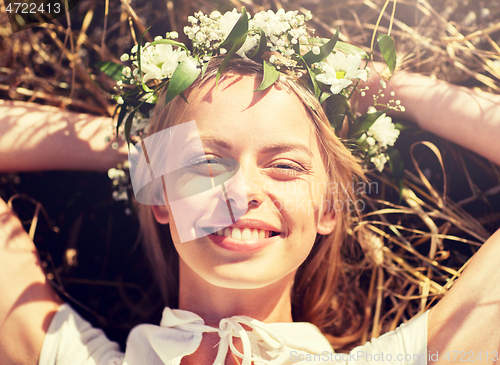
[{"x1": 161, "y1": 309, "x2": 288, "y2": 365}]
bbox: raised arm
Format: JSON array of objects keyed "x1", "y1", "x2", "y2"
[
  {"x1": 358, "y1": 68, "x2": 500, "y2": 166},
  {"x1": 0, "y1": 100, "x2": 128, "y2": 172},
  {"x1": 427, "y1": 228, "x2": 500, "y2": 364},
  {"x1": 0, "y1": 196, "x2": 62, "y2": 365}
]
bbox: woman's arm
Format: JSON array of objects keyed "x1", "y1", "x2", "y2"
[
  {"x1": 0, "y1": 100, "x2": 128, "y2": 172},
  {"x1": 0, "y1": 196, "x2": 62, "y2": 365},
  {"x1": 358, "y1": 67, "x2": 500, "y2": 166},
  {"x1": 427, "y1": 228, "x2": 500, "y2": 364}
]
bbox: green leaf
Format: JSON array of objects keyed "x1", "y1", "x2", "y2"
[
  {"x1": 304, "y1": 61, "x2": 321, "y2": 98},
  {"x1": 335, "y1": 41, "x2": 368, "y2": 59},
  {"x1": 302, "y1": 28, "x2": 339, "y2": 66},
  {"x1": 322, "y1": 94, "x2": 349, "y2": 132},
  {"x1": 164, "y1": 56, "x2": 201, "y2": 105},
  {"x1": 219, "y1": 7, "x2": 249, "y2": 51},
  {"x1": 201, "y1": 59, "x2": 209, "y2": 79},
  {"x1": 95, "y1": 61, "x2": 124, "y2": 81},
  {"x1": 248, "y1": 28, "x2": 267, "y2": 61},
  {"x1": 320, "y1": 92, "x2": 332, "y2": 104},
  {"x1": 377, "y1": 34, "x2": 397, "y2": 74},
  {"x1": 216, "y1": 33, "x2": 248, "y2": 86},
  {"x1": 149, "y1": 39, "x2": 188, "y2": 52},
  {"x1": 124, "y1": 109, "x2": 137, "y2": 147},
  {"x1": 116, "y1": 105, "x2": 129, "y2": 138},
  {"x1": 387, "y1": 147, "x2": 405, "y2": 199},
  {"x1": 255, "y1": 61, "x2": 280, "y2": 91}
]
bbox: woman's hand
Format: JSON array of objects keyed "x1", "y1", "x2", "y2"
[
  {"x1": 355, "y1": 63, "x2": 500, "y2": 166},
  {"x1": 0, "y1": 196, "x2": 62, "y2": 365},
  {"x1": 0, "y1": 100, "x2": 128, "y2": 172}
]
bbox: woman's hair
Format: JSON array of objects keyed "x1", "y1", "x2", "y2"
[{"x1": 136, "y1": 58, "x2": 368, "y2": 349}]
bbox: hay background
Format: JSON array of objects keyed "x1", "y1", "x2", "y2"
[{"x1": 0, "y1": 0, "x2": 499, "y2": 351}]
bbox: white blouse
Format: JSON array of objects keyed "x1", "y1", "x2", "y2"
[{"x1": 39, "y1": 303, "x2": 428, "y2": 365}]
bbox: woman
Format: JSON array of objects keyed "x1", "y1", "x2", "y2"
[{"x1": 1, "y1": 9, "x2": 500, "y2": 365}]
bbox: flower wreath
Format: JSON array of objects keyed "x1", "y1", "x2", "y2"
[{"x1": 101, "y1": 7, "x2": 405, "y2": 202}]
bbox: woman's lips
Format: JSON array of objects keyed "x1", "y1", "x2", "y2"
[{"x1": 206, "y1": 227, "x2": 281, "y2": 253}]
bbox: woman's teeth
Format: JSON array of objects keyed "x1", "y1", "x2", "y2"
[{"x1": 213, "y1": 227, "x2": 275, "y2": 240}]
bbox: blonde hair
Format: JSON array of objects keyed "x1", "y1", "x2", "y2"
[{"x1": 136, "y1": 58, "x2": 368, "y2": 349}]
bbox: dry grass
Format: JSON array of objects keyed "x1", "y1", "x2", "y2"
[{"x1": 1, "y1": 0, "x2": 499, "y2": 351}]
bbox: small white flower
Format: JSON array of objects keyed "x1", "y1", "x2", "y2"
[
  {"x1": 117, "y1": 80, "x2": 123, "y2": 86},
  {"x1": 120, "y1": 53, "x2": 130, "y2": 62},
  {"x1": 116, "y1": 96, "x2": 124, "y2": 105},
  {"x1": 122, "y1": 66, "x2": 131, "y2": 77},
  {"x1": 210, "y1": 11, "x2": 221, "y2": 20},
  {"x1": 168, "y1": 31, "x2": 179, "y2": 39},
  {"x1": 195, "y1": 32, "x2": 206, "y2": 43},
  {"x1": 371, "y1": 153, "x2": 389, "y2": 172},
  {"x1": 312, "y1": 46, "x2": 320, "y2": 55},
  {"x1": 315, "y1": 52, "x2": 368, "y2": 94},
  {"x1": 112, "y1": 190, "x2": 128, "y2": 201},
  {"x1": 367, "y1": 113, "x2": 400, "y2": 147},
  {"x1": 131, "y1": 45, "x2": 138, "y2": 54},
  {"x1": 154, "y1": 35, "x2": 163, "y2": 41},
  {"x1": 366, "y1": 137, "x2": 376, "y2": 147},
  {"x1": 269, "y1": 55, "x2": 277, "y2": 63},
  {"x1": 220, "y1": 48, "x2": 227, "y2": 55}
]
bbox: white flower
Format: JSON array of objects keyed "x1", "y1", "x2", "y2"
[
  {"x1": 122, "y1": 66, "x2": 131, "y2": 77},
  {"x1": 112, "y1": 190, "x2": 128, "y2": 201},
  {"x1": 253, "y1": 9, "x2": 297, "y2": 38},
  {"x1": 108, "y1": 168, "x2": 126, "y2": 180},
  {"x1": 217, "y1": 9, "x2": 258, "y2": 57},
  {"x1": 367, "y1": 113, "x2": 400, "y2": 147},
  {"x1": 312, "y1": 46, "x2": 320, "y2": 55},
  {"x1": 120, "y1": 53, "x2": 130, "y2": 62},
  {"x1": 315, "y1": 52, "x2": 368, "y2": 94},
  {"x1": 218, "y1": 9, "x2": 241, "y2": 39},
  {"x1": 137, "y1": 44, "x2": 188, "y2": 82},
  {"x1": 371, "y1": 153, "x2": 389, "y2": 172},
  {"x1": 210, "y1": 11, "x2": 222, "y2": 20}
]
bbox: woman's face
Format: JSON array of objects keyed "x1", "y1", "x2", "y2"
[{"x1": 152, "y1": 75, "x2": 336, "y2": 289}]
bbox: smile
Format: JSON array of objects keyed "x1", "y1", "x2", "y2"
[
  {"x1": 202, "y1": 224, "x2": 282, "y2": 253},
  {"x1": 210, "y1": 227, "x2": 280, "y2": 241}
]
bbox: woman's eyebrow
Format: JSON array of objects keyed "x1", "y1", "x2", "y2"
[
  {"x1": 198, "y1": 135, "x2": 233, "y2": 149},
  {"x1": 261, "y1": 143, "x2": 313, "y2": 158},
  {"x1": 196, "y1": 135, "x2": 313, "y2": 158}
]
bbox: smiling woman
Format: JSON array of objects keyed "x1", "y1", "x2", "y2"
[
  {"x1": 2, "y1": 6, "x2": 500, "y2": 365},
  {"x1": 141, "y1": 57, "x2": 365, "y2": 329}
]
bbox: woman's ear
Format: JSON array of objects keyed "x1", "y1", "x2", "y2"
[
  {"x1": 151, "y1": 205, "x2": 170, "y2": 224},
  {"x1": 317, "y1": 208, "x2": 336, "y2": 235}
]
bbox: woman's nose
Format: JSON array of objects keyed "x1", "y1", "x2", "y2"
[{"x1": 224, "y1": 163, "x2": 266, "y2": 214}]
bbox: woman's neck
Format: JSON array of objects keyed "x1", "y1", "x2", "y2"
[{"x1": 177, "y1": 261, "x2": 295, "y2": 327}]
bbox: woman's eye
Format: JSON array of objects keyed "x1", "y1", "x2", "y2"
[
  {"x1": 189, "y1": 157, "x2": 230, "y2": 175},
  {"x1": 269, "y1": 162, "x2": 307, "y2": 178}
]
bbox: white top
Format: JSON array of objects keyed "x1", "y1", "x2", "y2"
[{"x1": 39, "y1": 303, "x2": 428, "y2": 365}]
